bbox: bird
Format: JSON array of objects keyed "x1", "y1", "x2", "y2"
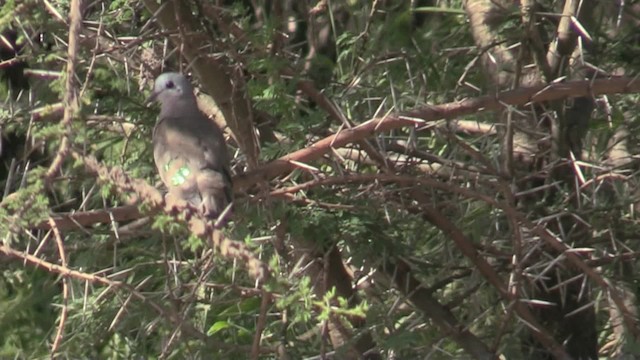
[{"x1": 149, "y1": 72, "x2": 232, "y2": 221}]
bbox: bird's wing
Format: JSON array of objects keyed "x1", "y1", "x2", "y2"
[{"x1": 153, "y1": 112, "x2": 232, "y2": 216}]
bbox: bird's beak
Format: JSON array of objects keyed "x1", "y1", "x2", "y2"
[{"x1": 145, "y1": 91, "x2": 158, "y2": 106}]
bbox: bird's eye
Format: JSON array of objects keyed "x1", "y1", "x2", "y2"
[{"x1": 165, "y1": 80, "x2": 175, "y2": 89}]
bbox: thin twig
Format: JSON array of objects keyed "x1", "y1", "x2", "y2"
[
  {"x1": 251, "y1": 290, "x2": 271, "y2": 359},
  {"x1": 49, "y1": 217, "x2": 69, "y2": 356},
  {"x1": 0, "y1": 243, "x2": 222, "y2": 345}
]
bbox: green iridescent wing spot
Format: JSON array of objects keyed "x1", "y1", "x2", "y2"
[
  {"x1": 171, "y1": 166, "x2": 191, "y2": 186},
  {"x1": 162, "y1": 159, "x2": 192, "y2": 187}
]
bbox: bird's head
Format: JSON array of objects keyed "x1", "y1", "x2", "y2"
[{"x1": 147, "y1": 72, "x2": 195, "y2": 106}]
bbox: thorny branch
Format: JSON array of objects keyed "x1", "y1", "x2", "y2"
[
  {"x1": 0, "y1": 242, "x2": 223, "y2": 346},
  {"x1": 236, "y1": 76, "x2": 640, "y2": 191},
  {"x1": 44, "y1": 0, "x2": 82, "y2": 182},
  {"x1": 69, "y1": 151, "x2": 270, "y2": 282}
]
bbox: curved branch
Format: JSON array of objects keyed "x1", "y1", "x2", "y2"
[{"x1": 235, "y1": 76, "x2": 640, "y2": 191}]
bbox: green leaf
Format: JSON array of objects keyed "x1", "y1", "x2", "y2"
[{"x1": 207, "y1": 321, "x2": 231, "y2": 335}]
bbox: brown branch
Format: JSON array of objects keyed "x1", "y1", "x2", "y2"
[
  {"x1": 71, "y1": 151, "x2": 270, "y2": 282},
  {"x1": 518, "y1": 216, "x2": 640, "y2": 340},
  {"x1": 31, "y1": 103, "x2": 64, "y2": 122},
  {"x1": 520, "y1": 0, "x2": 552, "y2": 81},
  {"x1": 268, "y1": 174, "x2": 499, "y2": 207},
  {"x1": 416, "y1": 204, "x2": 571, "y2": 359},
  {"x1": 463, "y1": 0, "x2": 520, "y2": 87},
  {"x1": 546, "y1": 0, "x2": 579, "y2": 76},
  {"x1": 271, "y1": 171, "x2": 640, "y2": 343},
  {"x1": 286, "y1": 69, "x2": 390, "y2": 169},
  {"x1": 286, "y1": 229, "x2": 380, "y2": 358},
  {"x1": 384, "y1": 258, "x2": 495, "y2": 359},
  {"x1": 49, "y1": 217, "x2": 69, "y2": 356},
  {"x1": 44, "y1": 0, "x2": 82, "y2": 182},
  {"x1": 35, "y1": 205, "x2": 144, "y2": 231},
  {"x1": 39, "y1": 78, "x2": 640, "y2": 231},
  {"x1": 0, "y1": 243, "x2": 217, "y2": 345},
  {"x1": 200, "y1": 3, "x2": 387, "y2": 170},
  {"x1": 251, "y1": 289, "x2": 272, "y2": 360},
  {"x1": 235, "y1": 76, "x2": 640, "y2": 191}
]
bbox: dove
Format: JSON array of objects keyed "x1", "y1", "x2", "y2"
[{"x1": 149, "y1": 72, "x2": 232, "y2": 220}]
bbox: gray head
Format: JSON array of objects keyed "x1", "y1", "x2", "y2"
[{"x1": 149, "y1": 72, "x2": 196, "y2": 106}]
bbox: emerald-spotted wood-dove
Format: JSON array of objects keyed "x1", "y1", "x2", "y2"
[{"x1": 149, "y1": 72, "x2": 232, "y2": 219}]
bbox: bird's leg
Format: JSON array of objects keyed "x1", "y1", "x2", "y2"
[
  {"x1": 199, "y1": 202, "x2": 210, "y2": 219},
  {"x1": 213, "y1": 202, "x2": 234, "y2": 228}
]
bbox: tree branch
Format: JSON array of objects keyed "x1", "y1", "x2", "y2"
[{"x1": 235, "y1": 76, "x2": 640, "y2": 191}]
